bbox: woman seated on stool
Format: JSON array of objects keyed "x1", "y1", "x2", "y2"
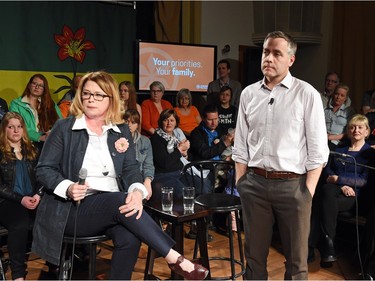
[
  {"x1": 32, "y1": 71, "x2": 208, "y2": 280},
  {"x1": 0, "y1": 112, "x2": 43, "y2": 280},
  {"x1": 309, "y1": 114, "x2": 374, "y2": 265}
]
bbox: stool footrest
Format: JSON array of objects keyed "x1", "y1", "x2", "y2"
[{"x1": 207, "y1": 257, "x2": 245, "y2": 280}]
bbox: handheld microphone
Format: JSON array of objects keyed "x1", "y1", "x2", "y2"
[
  {"x1": 268, "y1": 98, "x2": 274, "y2": 105},
  {"x1": 77, "y1": 168, "x2": 87, "y2": 205}
]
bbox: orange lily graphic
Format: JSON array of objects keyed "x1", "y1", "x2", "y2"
[
  {"x1": 54, "y1": 25, "x2": 95, "y2": 63},
  {"x1": 53, "y1": 25, "x2": 95, "y2": 94}
]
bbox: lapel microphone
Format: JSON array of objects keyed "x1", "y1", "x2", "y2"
[{"x1": 268, "y1": 98, "x2": 275, "y2": 105}]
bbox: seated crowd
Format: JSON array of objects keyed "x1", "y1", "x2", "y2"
[{"x1": 1, "y1": 69, "x2": 375, "y2": 280}]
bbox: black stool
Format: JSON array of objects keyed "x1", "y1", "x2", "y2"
[
  {"x1": 182, "y1": 160, "x2": 245, "y2": 280},
  {"x1": 59, "y1": 234, "x2": 110, "y2": 280},
  {"x1": 194, "y1": 193, "x2": 245, "y2": 280}
]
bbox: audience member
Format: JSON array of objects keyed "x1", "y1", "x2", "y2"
[
  {"x1": 150, "y1": 109, "x2": 213, "y2": 241},
  {"x1": 325, "y1": 83, "x2": 356, "y2": 150},
  {"x1": 0, "y1": 97, "x2": 9, "y2": 121},
  {"x1": 320, "y1": 72, "x2": 340, "y2": 108},
  {"x1": 365, "y1": 111, "x2": 375, "y2": 146},
  {"x1": 9, "y1": 74, "x2": 62, "y2": 146},
  {"x1": 58, "y1": 75, "x2": 83, "y2": 118},
  {"x1": 31, "y1": 71, "x2": 208, "y2": 280},
  {"x1": 124, "y1": 109, "x2": 153, "y2": 200},
  {"x1": 207, "y1": 59, "x2": 242, "y2": 108},
  {"x1": 361, "y1": 202, "x2": 375, "y2": 280},
  {"x1": 217, "y1": 85, "x2": 237, "y2": 133},
  {"x1": 141, "y1": 81, "x2": 172, "y2": 137},
  {"x1": 150, "y1": 109, "x2": 197, "y2": 200},
  {"x1": 0, "y1": 112, "x2": 43, "y2": 280},
  {"x1": 174, "y1": 88, "x2": 201, "y2": 136},
  {"x1": 119, "y1": 81, "x2": 142, "y2": 119},
  {"x1": 361, "y1": 88, "x2": 375, "y2": 115},
  {"x1": 189, "y1": 104, "x2": 234, "y2": 237},
  {"x1": 190, "y1": 104, "x2": 233, "y2": 161},
  {"x1": 309, "y1": 114, "x2": 373, "y2": 265},
  {"x1": 232, "y1": 31, "x2": 329, "y2": 280}
]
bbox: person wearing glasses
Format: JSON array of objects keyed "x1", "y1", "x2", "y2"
[
  {"x1": 174, "y1": 88, "x2": 202, "y2": 137},
  {"x1": 141, "y1": 81, "x2": 172, "y2": 137},
  {"x1": 320, "y1": 72, "x2": 340, "y2": 108},
  {"x1": 9, "y1": 74, "x2": 62, "y2": 146},
  {"x1": 32, "y1": 71, "x2": 209, "y2": 280}
]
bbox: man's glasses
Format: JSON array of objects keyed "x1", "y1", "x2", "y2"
[
  {"x1": 31, "y1": 82, "x2": 45, "y2": 89},
  {"x1": 150, "y1": 90, "x2": 162, "y2": 94},
  {"x1": 81, "y1": 91, "x2": 111, "y2": 101}
]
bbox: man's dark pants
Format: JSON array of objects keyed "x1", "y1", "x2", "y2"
[{"x1": 237, "y1": 170, "x2": 311, "y2": 280}]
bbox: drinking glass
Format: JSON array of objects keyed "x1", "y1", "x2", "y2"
[
  {"x1": 183, "y1": 186, "x2": 195, "y2": 211},
  {"x1": 161, "y1": 187, "x2": 173, "y2": 212}
]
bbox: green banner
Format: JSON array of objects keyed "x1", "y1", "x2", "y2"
[{"x1": 0, "y1": 1, "x2": 136, "y2": 73}]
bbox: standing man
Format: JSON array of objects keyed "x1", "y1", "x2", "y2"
[
  {"x1": 232, "y1": 31, "x2": 329, "y2": 280},
  {"x1": 320, "y1": 72, "x2": 340, "y2": 108},
  {"x1": 207, "y1": 59, "x2": 242, "y2": 108}
]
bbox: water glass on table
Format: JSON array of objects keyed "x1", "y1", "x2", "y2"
[
  {"x1": 183, "y1": 186, "x2": 195, "y2": 211},
  {"x1": 161, "y1": 187, "x2": 173, "y2": 212}
]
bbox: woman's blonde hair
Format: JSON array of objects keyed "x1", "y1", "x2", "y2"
[
  {"x1": 0, "y1": 112, "x2": 38, "y2": 163},
  {"x1": 70, "y1": 71, "x2": 124, "y2": 124},
  {"x1": 347, "y1": 114, "x2": 370, "y2": 138}
]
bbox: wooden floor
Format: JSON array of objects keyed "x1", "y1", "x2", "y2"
[{"x1": 2, "y1": 223, "x2": 364, "y2": 280}]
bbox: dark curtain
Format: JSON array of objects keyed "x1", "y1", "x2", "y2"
[
  {"x1": 0, "y1": 1, "x2": 136, "y2": 73},
  {"x1": 155, "y1": 1, "x2": 182, "y2": 43},
  {"x1": 136, "y1": 1, "x2": 156, "y2": 41},
  {"x1": 330, "y1": 2, "x2": 375, "y2": 112}
]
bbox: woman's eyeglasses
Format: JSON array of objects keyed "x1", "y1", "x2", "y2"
[
  {"x1": 81, "y1": 91, "x2": 111, "y2": 101},
  {"x1": 31, "y1": 82, "x2": 45, "y2": 89}
]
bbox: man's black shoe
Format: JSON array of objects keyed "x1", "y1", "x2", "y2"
[{"x1": 320, "y1": 235, "x2": 337, "y2": 263}]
